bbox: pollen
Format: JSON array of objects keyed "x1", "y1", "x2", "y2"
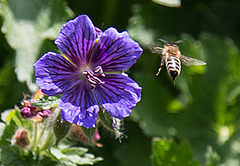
[{"x1": 95, "y1": 38, "x2": 99, "y2": 44}]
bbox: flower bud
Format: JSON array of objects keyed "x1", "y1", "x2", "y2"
[
  {"x1": 33, "y1": 89, "x2": 45, "y2": 100},
  {"x1": 32, "y1": 115, "x2": 43, "y2": 123},
  {"x1": 38, "y1": 109, "x2": 51, "y2": 118},
  {"x1": 14, "y1": 129, "x2": 30, "y2": 148},
  {"x1": 20, "y1": 107, "x2": 32, "y2": 119}
]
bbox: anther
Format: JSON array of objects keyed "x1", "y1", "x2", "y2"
[{"x1": 83, "y1": 66, "x2": 105, "y2": 88}]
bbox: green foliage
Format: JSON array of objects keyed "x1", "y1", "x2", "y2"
[
  {"x1": 1, "y1": 0, "x2": 240, "y2": 165},
  {"x1": 0, "y1": 63, "x2": 30, "y2": 111},
  {"x1": 31, "y1": 95, "x2": 60, "y2": 110},
  {"x1": 49, "y1": 145, "x2": 103, "y2": 165},
  {"x1": 128, "y1": 2, "x2": 240, "y2": 165},
  {"x1": 151, "y1": 137, "x2": 199, "y2": 166},
  {"x1": 1, "y1": 0, "x2": 73, "y2": 91},
  {"x1": 205, "y1": 146, "x2": 220, "y2": 166},
  {"x1": 0, "y1": 107, "x2": 102, "y2": 165},
  {"x1": 0, "y1": 110, "x2": 36, "y2": 165},
  {"x1": 53, "y1": 113, "x2": 72, "y2": 146},
  {"x1": 152, "y1": 0, "x2": 181, "y2": 7}
]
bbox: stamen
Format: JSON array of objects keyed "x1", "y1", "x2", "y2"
[{"x1": 83, "y1": 66, "x2": 105, "y2": 89}]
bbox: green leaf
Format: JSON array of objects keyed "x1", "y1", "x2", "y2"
[
  {"x1": 205, "y1": 146, "x2": 220, "y2": 166},
  {"x1": 61, "y1": 147, "x2": 88, "y2": 156},
  {"x1": 1, "y1": 146, "x2": 36, "y2": 166},
  {"x1": 1, "y1": 0, "x2": 73, "y2": 91},
  {"x1": 53, "y1": 113, "x2": 72, "y2": 146},
  {"x1": 31, "y1": 95, "x2": 60, "y2": 110},
  {"x1": 1, "y1": 108, "x2": 32, "y2": 130},
  {"x1": 50, "y1": 147, "x2": 103, "y2": 165},
  {"x1": 152, "y1": 0, "x2": 181, "y2": 7},
  {"x1": 151, "y1": 138, "x2": 199, "y2": 166},
  {"x1": 37, "y1": 155, "x2": 58, "y2": 166},
  {"x1": 98, "y1": 108, "x2": 114, "y2": 131},
  {"x1": 0, "y1": 118, "x2": 17, "y2": 146}
]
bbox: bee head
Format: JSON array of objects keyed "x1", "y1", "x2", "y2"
[
  {"x1": 158, "y1": 39, "x2": 182, "y2": 54},
  {"x1": 164, "y1": 43, "x2": 179, "y2": 53},
  {"x1": 158, "y1": 39, "x2": 183, "y2": 45},
  {"x1": 165, "y1": 42, "x2": 177, "y2": 46}
]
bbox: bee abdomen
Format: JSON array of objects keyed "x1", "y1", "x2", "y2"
[{"x1": 166, "y1": 56, "x2": 181, "y2": 80}]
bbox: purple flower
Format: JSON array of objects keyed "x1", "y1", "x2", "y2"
[
  {"x1": 20, "y1": 100, "x2": 37, "y2": 119},
  {"x1": 20, "y1": 107, "x2": 32, "y2": 119},
  {"x1": 33, "y1": 15, "x2": 142, "y2": 128}
]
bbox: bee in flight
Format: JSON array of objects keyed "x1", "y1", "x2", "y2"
[{"x1": 150, "y1": 39, "x2": 207, "y2": 85}]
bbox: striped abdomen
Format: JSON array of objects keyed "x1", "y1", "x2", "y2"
[{"x1": 165, "y1": 56, "x2": 181, "y2": 81}]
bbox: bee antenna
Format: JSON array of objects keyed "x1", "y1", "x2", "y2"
[
  {"x1": 158, "y1": 39, "x2": 168, "y2": 43},
  {"x1": 175, "y1": 40, "x2": 183, "y2": 44}
]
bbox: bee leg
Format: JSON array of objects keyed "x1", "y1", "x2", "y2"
[
  {"x1": 156, "y1": 58, "x2": 164, "y2": 76},
  {"x1": 156, "y1": 66, "x2": 163, "y2": 76}
]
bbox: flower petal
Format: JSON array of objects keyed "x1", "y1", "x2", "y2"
[
  {"x1": 87, "y1": 28, "x2": 143, "y2": 71},
  {"x1": 55, "y1": 15, "x2": 99, "y2": 68},
  {"x1": 33, "y1": 52, "x2": 80, "y2": 96},
  {"x1": 59, "y1": 85, "x2": 99, "y2": 128},
  {"x1": 94, "y1": 74, "x2": 142, "y2": 119}
]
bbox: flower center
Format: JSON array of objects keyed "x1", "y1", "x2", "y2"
[{"x1": 82, "y1": 66, "x2": 105, "y2": 89}]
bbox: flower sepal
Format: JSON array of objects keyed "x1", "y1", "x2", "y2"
[
  {"x1": 98, "y1": 108, "x2": 124, "y2": 140},
  {"x1": 69, "y1": 125, "x2": 102, "y2": 147},
  {"x1": 80, "y1": 126, "x2": 96, "y2": 143},
  {"x1": 98, "y1": 107, "x2": 113, "y2": 131},
  {"x1": 53, "y1": 109, "x2": 72, "y2": 146}
]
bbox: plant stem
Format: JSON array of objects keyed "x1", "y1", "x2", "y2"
[{"x1": 31, "y1": 122, "x2": 38, "y2": 150}]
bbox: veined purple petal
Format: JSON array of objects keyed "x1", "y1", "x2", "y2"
[
  {"x1": 34, "y1": 14, "x2": 143, "y2": 128},
  {"x1": 95, "y1": 27, "x2": 102, "y2": 38},
  {"x1": 59, "y1": 85, "x2": 99, "y2": 128},
  {"x1": 94, "y1": 74, "x2": 142, "y2": 119},
  {"x1": 55, "y1": 15, "x2": 99, "y2": 68},
  {"x1": 33, "y1": 52, "x2": 80, "y2": 96},
  {"x1": 87, "y1": 28, "x2": 143, "y2": 71}
]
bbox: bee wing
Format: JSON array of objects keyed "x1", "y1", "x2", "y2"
[
  {"x1": 149, "y1": 46, "x2": 162, "y2": 54},
  {"x1": 180, "y1": 55, "x2": 207, "y2": 66}
]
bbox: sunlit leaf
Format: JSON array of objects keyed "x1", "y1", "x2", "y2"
[
  {"x1": 205, "y1": 146, "x2": 220, "y2": 166},
  {"x1": 151, "y1": 137, "x2": 198, "y2": 166},
  {"x1": 152, "y1": 0, "x2": 181, "y2": 8},
  {"x1": 31, "y1": 95, "x2": 60, "y2": 110},
  {"x1": 50, "y1": 147, "x2": 103, "y2": 165},
  {"x1": 1, "y1": 0, "x2": 73, "y2": 91},
  {"x1": 61, "y1": 147, "x2": 88, "y2": 156}
]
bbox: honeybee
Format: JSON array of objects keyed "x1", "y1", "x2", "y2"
[{"x1": 150, "y1": 39, "x2": 206, "y2": 84}]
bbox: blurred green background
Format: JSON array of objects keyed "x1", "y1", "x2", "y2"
[{"x1": 1, "y1": 0, "x2": 240, "y2": 165}]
